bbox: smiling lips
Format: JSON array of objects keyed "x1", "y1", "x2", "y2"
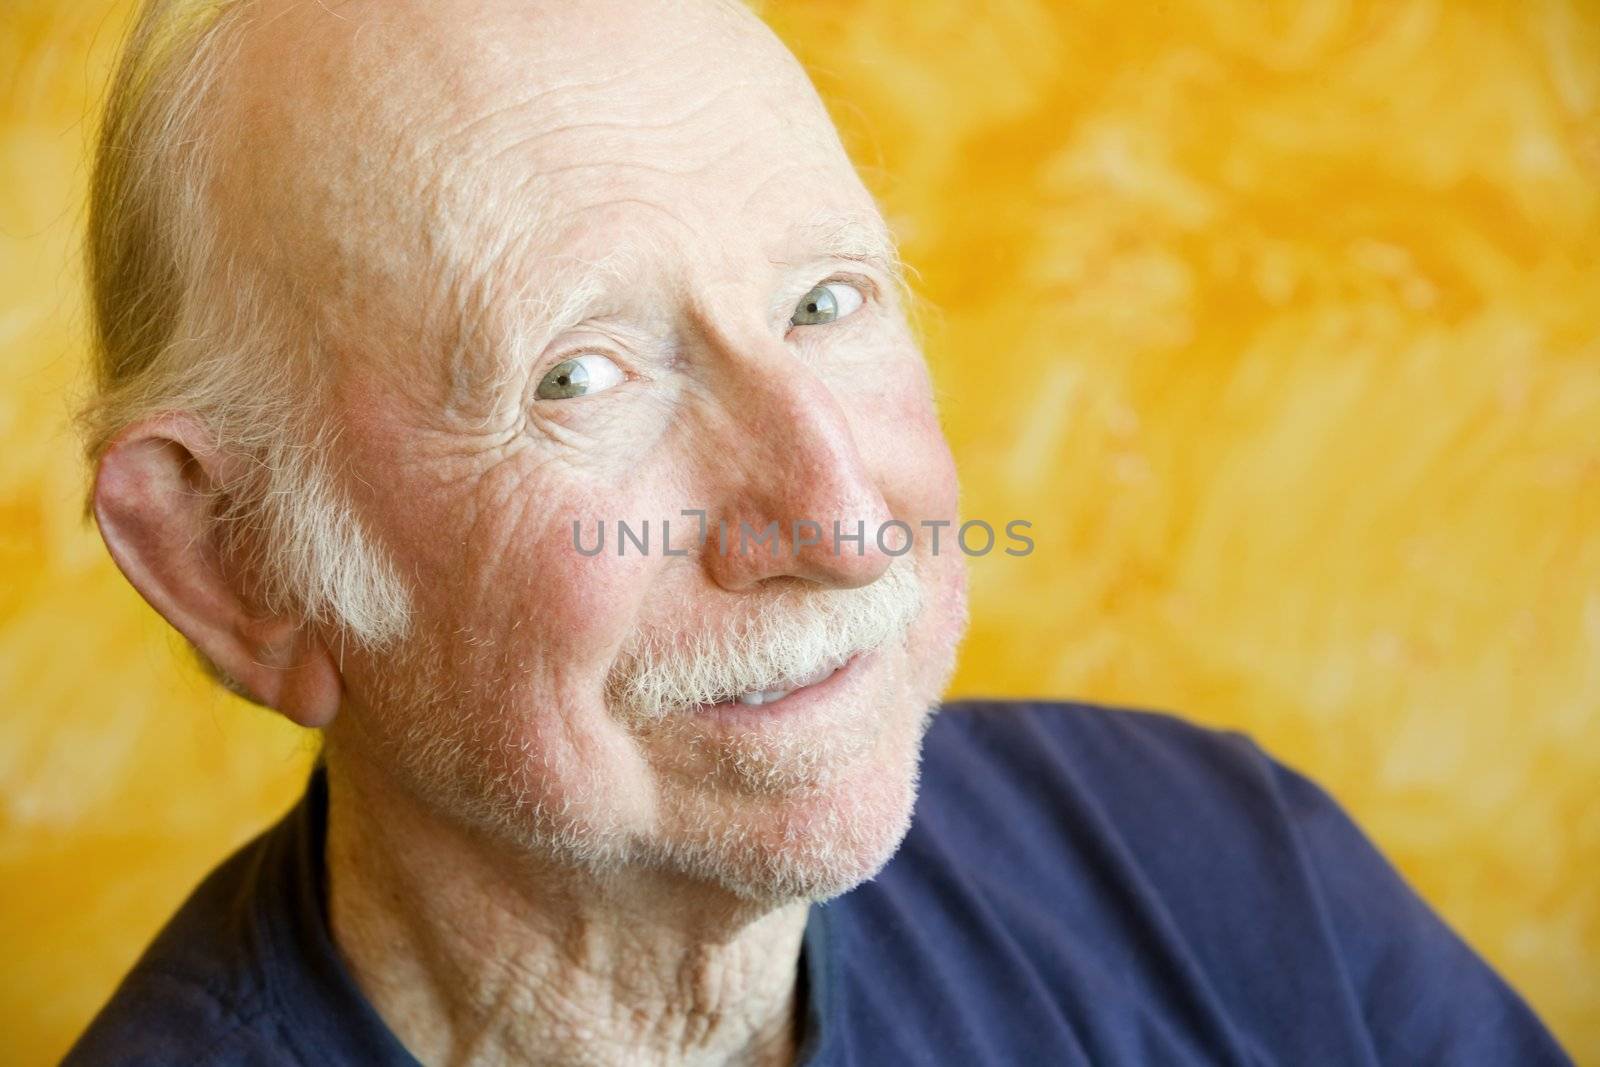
[{"x1": 729, "y1": 655, "x2": 851, "y2": 707}]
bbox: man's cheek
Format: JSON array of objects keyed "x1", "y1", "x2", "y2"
[
  {"x1": 839, "y1": 378, "x2": 959, "y2": 598},
  {"x1": 872, "y1": 399, "x2": 960, "y2": 522},
  {"x1": 449, "y1": 514, "x2": 660, "y2": 791},
  {"x1": 490, "y1": 501, "x2": 660, "y2": 676}
]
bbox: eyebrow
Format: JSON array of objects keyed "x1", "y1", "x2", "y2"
[
  {"x1": 445, "y1": 245, "x2": 639, "y2": 409},
  {"x1": 445, "y1": 211, "x2": 906, "y2": 405},
  {"x1": 782, "y1": 210, "x2": 904, "y2": 279}
]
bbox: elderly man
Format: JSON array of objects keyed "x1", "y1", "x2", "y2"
[{"x1": 66, "y1": 0, "x2": 1569, "y2": 1064}]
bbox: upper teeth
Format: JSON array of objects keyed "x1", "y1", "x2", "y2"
[
  {"x1": 735, "y1": 688, "x2": 793, "y2": 706},
  {"x1": 733, "y1": 659, "x2": 844, "y2": 706}
]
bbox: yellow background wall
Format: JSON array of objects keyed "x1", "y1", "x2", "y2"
[{"x1": 2, "y1": 0, "x2": 1596, "y2": 1062}]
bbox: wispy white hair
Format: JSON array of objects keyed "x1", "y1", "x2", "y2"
[
  {"x1": 608, "y1": 559, "x2": 924, "y2": 721},
  {"x1": 79, "y1": 0, "x2": 413, "y2": 689}
]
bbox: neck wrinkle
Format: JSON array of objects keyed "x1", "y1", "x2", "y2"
[{"x1": 322, "y1": 749, "x2": 811, "y2": 1067}]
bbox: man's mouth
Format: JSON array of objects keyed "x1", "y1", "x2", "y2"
[{"x1": 724, "y1": 654, "x2": 855, "y2": 708}]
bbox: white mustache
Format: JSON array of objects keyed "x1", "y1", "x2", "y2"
[{"x1": 606, "y1": 560, "x2": 923, "y2": 720}]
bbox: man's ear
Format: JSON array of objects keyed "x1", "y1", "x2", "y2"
[{"x1": 92, "y1": 415, "x2": 343, "y2": 729}]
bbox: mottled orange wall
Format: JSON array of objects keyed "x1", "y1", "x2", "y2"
[{"x1": 2, "y1": 1, "x2": 1596, "y2": 1063}]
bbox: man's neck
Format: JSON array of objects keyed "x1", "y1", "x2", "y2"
[{"x1": 322, "y1": 757, "x2": 810, "y2": 1067}]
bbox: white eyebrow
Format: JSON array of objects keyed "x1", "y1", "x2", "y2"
[
  {"x1": 507, "y1": 251, "x2": 635, "y2": 358},
  {"x1": 444, "y1": 212, "x2": 904, "y2": 406},
  {"x1": 784, "y1": 210, "x2": 904, "y2": 278},
  {"x1": 446, "y1": 246, "x2": 639, "y2": 408}
]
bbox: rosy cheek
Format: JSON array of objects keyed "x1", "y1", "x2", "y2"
[
  {"x1": 868, "y1": 382, "x2": 960, "y2": 520},
  {"x1": 507, "y1": 509, "x2": 655, "y2": 661}
]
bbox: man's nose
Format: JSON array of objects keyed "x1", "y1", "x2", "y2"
[{"x1": 699, "y1": 366, "x2": 895, "y2": 592}]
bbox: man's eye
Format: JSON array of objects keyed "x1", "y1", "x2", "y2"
[
  {"x1": 790, "y1": 281, "x2": 864, "y2": 327},
  {"x1": 535, "y1": 354, "x2": 625, "y2": 400}
]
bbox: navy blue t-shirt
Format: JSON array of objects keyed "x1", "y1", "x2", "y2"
[{"x1": 65, "y1": 701, "x2": 1573, "y2": 1065}]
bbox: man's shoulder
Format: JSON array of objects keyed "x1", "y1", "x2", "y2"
[
  {"x1": 923, "y1": 697, "x2": 1282, "y2": 817},
  {"x1": 929, "y1": 696, "x2": 1255, "y2": 755},
  {"x1": 901, "y1": 699, "x2": 1360, "y2": 980},
  {"x1": 63, "y1": 814, "x2": 299, "y2": 1066},
  {"x1": 63, "y1": 963, "x2": 288, "y2": 1067},
  {"x1": 912, "y1": 698, "x2": 1367, "y2": 913},
  {"x1": 882, "y1": 699, "x2": 1572, "y2": 1066}
]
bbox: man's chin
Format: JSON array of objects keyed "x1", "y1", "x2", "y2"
[
  {"x1": 354, "y1": 623, "x2": 942, "y2": 905},
  {"x1": 648, "y1": 749, "x2": 926, "y2": 905},
  {"x1": 640, "y1": 703, "x2": 935, "y2": 905}
]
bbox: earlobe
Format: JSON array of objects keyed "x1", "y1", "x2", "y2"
[
  {"x1": 92, "y1": 416, "x2": 343, "y2": 729},
  {"x1": 239, "y1": 618, "x2": 345, "y2": 729}
]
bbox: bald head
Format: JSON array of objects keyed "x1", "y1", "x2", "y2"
[
  {"x1": 86, "y1": 0, "x2": 967, "y2": 913},
  {"x1": 201, "y1": 0, "x2": 889, "y2": 409},
  {"x1": 84, "y1": 0, "x2": 902, "y2": 655}
]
